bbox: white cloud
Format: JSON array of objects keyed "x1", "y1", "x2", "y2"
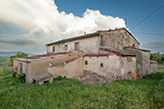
[{"x1": 0, "y1": 0, "x2": 126, "y2": 54}]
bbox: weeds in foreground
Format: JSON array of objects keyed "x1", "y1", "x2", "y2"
[{"x1": 0, "y1": 67, "x2": 164, "y2": 109}]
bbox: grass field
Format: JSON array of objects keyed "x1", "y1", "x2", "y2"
[
  {"x1": 0, "y1": 67, "x2": 164, "y2": 109},
  {"x1": 0, "y1": 57, "x2": 9, "y2": 66}
]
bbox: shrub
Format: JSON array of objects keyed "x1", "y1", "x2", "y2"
[
  {"x1": 12, "y1": 73, "x2": 26, "y2": 83},
  {"x1": 54, "y1": 75, "x2": 68, "y2": 81},
  {"x1": 12, "y1": 72, "x2": 17, "y2": 79},
  {"x1": 55, "y1": 76, "x2": 63, "y2": 81},
  {"x1": 8, "y1": 52, "x2": 28, "y2": 66},
  {"x1": 17, "y1": 73, "x2": 26, "y2": 83}
]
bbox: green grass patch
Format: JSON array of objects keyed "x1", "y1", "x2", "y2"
[
  {"x1": 0, "y1": 67, "x2": 164, "y2": 108},
  {"x1": 0, "y1": 57, "x2": 9, "y2": 66}
]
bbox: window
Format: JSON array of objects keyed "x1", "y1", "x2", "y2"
[
  {"x1": 100, "y1": 63, "x2": 104, "y2": 67},
  {"x1": 64, "y1": 45, "x2": 68, "y2": 50},
  {"x1": 53, "y1": 46, "x2": 55, "y2": 52},
  {"x1": 85, "y1": 60, "x2": 88, "y2": 65},
  {"x1": 74, "y1": 42, "x2": 79, "y2": 51}
]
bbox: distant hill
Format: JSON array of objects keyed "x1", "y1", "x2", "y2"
[
  {"x1": 0, "y1": 57, "x2": 9, "y2": 66},
  {"x1": 0, "y1": 52, "x2": 34, "y2": 57}
]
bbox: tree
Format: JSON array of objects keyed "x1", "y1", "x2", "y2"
[
  {"x1": 8, "y1": 52, "x2": 28, "y2": 66},
  {"x1": 150, "y1": 52, "x2": 164, "y2": 64},
  {"x1": 161, "y1": 54, "x2": 164, "y2": 63}
]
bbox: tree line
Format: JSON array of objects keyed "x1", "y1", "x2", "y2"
[{"x1": 150, "y1": 52, "x2": 164, "y2": 64}]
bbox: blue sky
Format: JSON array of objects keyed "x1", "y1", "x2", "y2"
[
  {"x1": 0, "y1": 0, "x2": 164, "y2": 54},
  {"x1": 56, "y1": 0, "x2": 164, "y2": 44}
]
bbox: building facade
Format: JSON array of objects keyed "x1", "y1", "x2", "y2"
[{"x1": 13, "y1": 28, "x2": 157, "y2": 83}]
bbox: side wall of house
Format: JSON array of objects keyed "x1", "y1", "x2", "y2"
[
  {"x1": 83, "y1": 54, "x2": 136, "y2": 80},
  {"x1": 47, "y1": 35, "x2": 100, "y2": 54},
  {"x1": 13, "y1": 59, "x2": 20, "y2": 73},
  {"x1": 142, "y1": 51, "x2": 151, "y2": 76},
  {"x1": 30, "y1": 52, "x2": 83, "y2": 83},
  {"x1": 150, "y1": 63, "x2": 157, "y2": 73},
  {"x1": 83, "y1": 54, "x2": 121, "y2": 78},
  {"x1": 121, "y1": 56, "x2": 136, "y2": 80},
  {"x1": 124, "y1": 48, "x2": 151, "y2": 79},
  {"x1": 48, "y1": 57, "x2": 83, "y2": 78},
  {"x1": 13, "y1": 59, "x2": 31, "y2": 83},
  {"x1": 100, "y1": 29, "x2": 139, "y2": 50}
]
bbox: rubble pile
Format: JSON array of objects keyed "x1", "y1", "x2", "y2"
[{"x1": 73, "y1": 70, "x2": 116, "y2": 85}]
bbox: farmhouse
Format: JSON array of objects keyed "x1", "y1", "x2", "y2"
[{"x1": 13, "y1": 28, "x2": 157, "y2": 84}]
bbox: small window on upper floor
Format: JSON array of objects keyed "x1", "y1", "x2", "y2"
[
  {"x1": 132, "y1": 43, "x2": 136, "y2": 48},
  {"x1": 74, "y1": 42, "x2": 79, "y2": 51},
  {"x1": 53, "y1": 46, "x2": 55, "y2": 52},
  {"x1": 65, "y1": 45, "x2": 68, "y2": 50}
]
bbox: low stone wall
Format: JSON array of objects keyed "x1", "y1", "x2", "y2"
[{"x1": 150, "y1": 60, "x2": 157, "y2": 73}]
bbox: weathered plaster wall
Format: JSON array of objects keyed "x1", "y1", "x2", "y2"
[
  {"x1": 30, "y1": 52, "x2": 83, "y2": 83},
  {"x1": 13, "y1": 59, "x2": 31, "y2": 83},
  {"x1": 47, "y1": 35, "x2": 100, "y2": 54},
  {"x1": 48, "y1": 57, "x2": 83, "y2": 78},
  {"x1": 121, "y1": 56, "x2": 136, "y2": 80},
  {"x1": 142, "y1": 51, "x2": 150, "y2": 76},
  {"x1": 124, "y1": 47, "x2": 151, "y2": 79},
  {"x1": 13, "y1": 59, "x2": 20, "y2": 73},
  {"x1": 83, "y1": 54, "x2": 136, "y2": 80},
  {"x1": 83, "y1": 54, "x2": 121, "y2": 78},
  {"x1": 100, "y1": 29, "x2": 139, "y2": 50},
  {"x1": 150, "y1": 63, "x2": 157, "y2": 73}
]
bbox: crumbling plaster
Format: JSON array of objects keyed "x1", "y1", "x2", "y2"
[
  {"x1": 83, "y1": 54, "x2": 136, "y2": 80},
  {"x1": 83, "y1": 55, "x2": 121, "y2": 77},
  {"x1": 13, "y1": 59, "x2": 31, "y2": 83},
  {"x1": 121, "y1": 56, "x2": 136, "y2": 80},
  {"x1": 100, "y1": 29, "x2": 139, "y2": 50},
  {"x1": 124, "y1": 47, "x2": 150, "y2": 78}
]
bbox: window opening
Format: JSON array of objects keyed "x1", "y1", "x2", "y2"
[
  {"x1": 53, "y1": 46, "x2": 55, "y2": 52},
  {"x1": 100, "y1": 63, "x2": 104, "y2": 67},
  {"x1": 64, "y1": 45, "x2": 68, "y2": 50},
  {"x1": 85, "y1": 60, "x2": 88, "y2": 65},
  {"x1": 74, "y1": 42, "x2": 79, "y2": 50}
]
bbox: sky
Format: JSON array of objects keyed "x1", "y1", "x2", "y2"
[{"x1": 0, "y1": 0, "x2": 164, "y2": 54}]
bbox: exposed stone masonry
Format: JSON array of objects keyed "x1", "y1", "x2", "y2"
[{"x1": 73, "y1": 70, "x2": 120, "y2": 85}]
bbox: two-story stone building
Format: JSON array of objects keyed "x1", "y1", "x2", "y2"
[{"x1": 13, "y1": 28, "x2": 157, "y2": 84}]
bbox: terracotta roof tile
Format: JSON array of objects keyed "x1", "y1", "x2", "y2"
[
  {"x1": 24, "y1": 52, "x2": 71, "y2": 59},
  {"x1": 150, "y1": 60, "x2": 158, "y2": 64}
]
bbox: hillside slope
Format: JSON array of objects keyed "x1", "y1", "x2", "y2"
[
  {"x1": 0, "y1": 67, "x2": 164, "y2": 108},
  {"x1": 0, "y1": 57, "x2": 9, "y2": 66},
  {"x1": 0, "y1": 51, "x2": 34, "y2": 57}
]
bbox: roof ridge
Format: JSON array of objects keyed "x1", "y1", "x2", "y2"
[{"x1": 46, "y1": 27, "x2": 140, "y2": 46}]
